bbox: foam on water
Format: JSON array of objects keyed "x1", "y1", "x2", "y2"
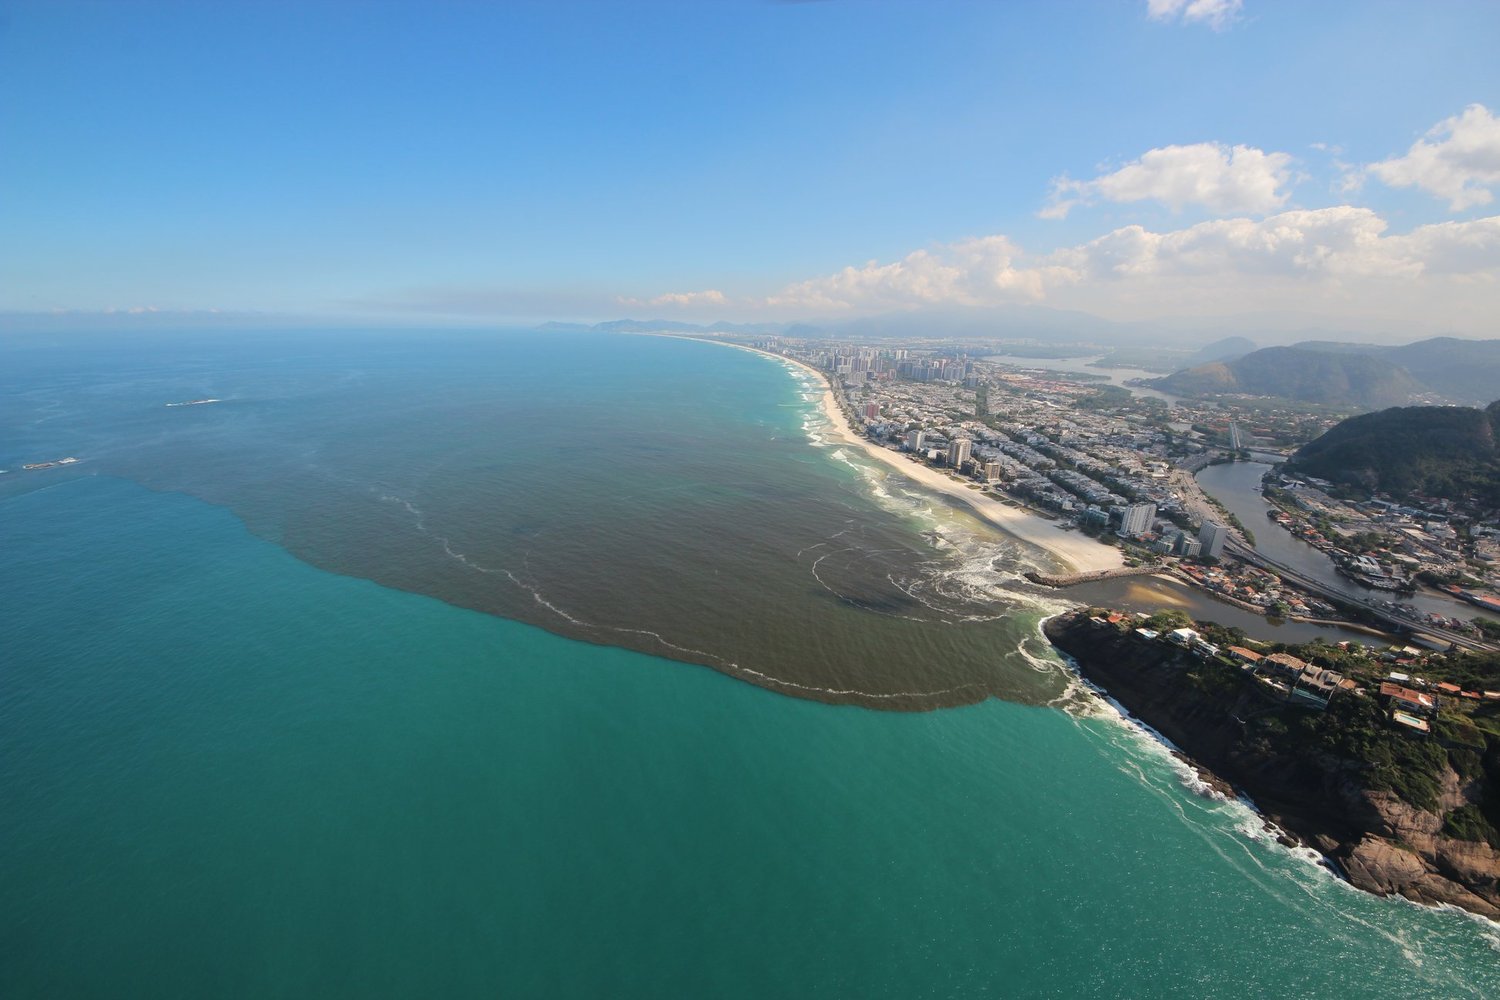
[
  {"x1": 1055, "y1": 654, "x2": 1500, "y2": 994},
  {"x1": 379, "y1": 488, "x2": 987, "y2": 705}
]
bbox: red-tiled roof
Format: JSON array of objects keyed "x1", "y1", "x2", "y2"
[{"x1": 1379, "y1": 682, "x2": 1435, "y2": 709}]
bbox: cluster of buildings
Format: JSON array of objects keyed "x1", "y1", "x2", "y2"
[
  {"x1": 1175, "y1": 560, "x2": 1339, "y2": 618},
  {"x1": 1100, "y1": 613, "x2": 1352, "y2": 711},
  {"x1": 1095, "y1": 609, "x2": 1499, "y2": 728},
  {"x1": 797, "y1": 354, "x2": 1197, "y2": 527},
  {"x1": 1265, "y1": 473, "x2": 1499, "y2": 596},
  {"x1": 747, "y1": 335, "x2": 1499, "y2": 642},
  {"x1": 1227, "y1": 647, "x2": 1353, "y2": 710},
  {"x1": 1377, "y1": 666, "x2": 1500, "y2": 734},
  {"x1": 773, "y1": 339, "x2": 1248, "y2": 565}
]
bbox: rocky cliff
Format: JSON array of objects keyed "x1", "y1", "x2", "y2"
[{"x1": 1044, "y1": 610, "x2": 1500, "y2": 919}]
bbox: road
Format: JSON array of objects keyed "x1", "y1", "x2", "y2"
[{"x1": 1224, "y1": 539, "x2": 1494, "y2": 652}]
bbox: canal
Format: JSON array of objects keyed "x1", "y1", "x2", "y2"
[
  {"x1": 1194, "y1": 460, "x2": 1477, "y2": 625},
  {"x1": 1070, "y1": 572, "x2": 1391, "y2": 646}
]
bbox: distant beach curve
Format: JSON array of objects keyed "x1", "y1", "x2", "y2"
[{"x1": 667, "y1": 335, "x2": 1126, "y2": 575}]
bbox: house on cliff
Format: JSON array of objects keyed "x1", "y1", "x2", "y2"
[
  {"x1": 1166, "y1": 628, "x2": 1199, "y2": 648},
  {"x1": 1289, "y1": 665, "x2": 1344, "y2": 710},
  {"x1": 1379, "y1": 682, "x2": 1436, "y2": 716},
  {"x1": 1260, "y1": 652, "x2": 1308, "y2": 680},
  {"x1": 1227, "y1": 646, "x2": 1262, "y2": 667}
]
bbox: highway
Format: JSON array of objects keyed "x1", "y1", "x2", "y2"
[{"x1": 1224, "y1": 539, "x2": 1494, "y2": 652}]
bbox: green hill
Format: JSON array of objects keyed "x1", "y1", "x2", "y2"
[
  {"x1": 1152, "y1": 345, "x2": 1423, "y2": 409},
  {"x1": 1287, "y1": 400, "x2": 1500, "y2": 508},
  {"x1": 1152, "y1": 338, "x2": 1500, "y2": 409},
  {"x1": 1184, "y1": 335, "x2": 1256, "y2": 366},
  {"x1": 1384, "y1": 338, "x2": 1500, "y2": 407}
]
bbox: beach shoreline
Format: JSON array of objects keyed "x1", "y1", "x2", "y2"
[{"x1": 657, "y1": 334, "x2": 1125, "y2": 575}]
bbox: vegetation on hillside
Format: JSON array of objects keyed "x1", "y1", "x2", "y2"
[
  {"x1": 1077, "y1": 610, "x2": 1500, "y2": 847},
  {"x1": 1287, "y1": 400, "x2": 1500, "y2": 508},
  {"x1": 1152, "y1": 338, "x2": 1500, "y2": 408},
  {"x1": 1150, "y1": 346, "x2": 1422, "y2": 409}
]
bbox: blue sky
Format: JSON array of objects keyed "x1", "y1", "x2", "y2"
[{"x1": 3, "y1": 1, "x2": 1498, "y2": 335}]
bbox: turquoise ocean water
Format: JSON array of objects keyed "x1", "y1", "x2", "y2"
[{"x1": 3, "y1": 332, "x2": 1498, "y2": 996}]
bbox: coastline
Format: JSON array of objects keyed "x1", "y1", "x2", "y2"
[
  {"x1": 661, "y1": 335, "x2": 1124, "y2": 575},
  {"x1": 1045, "y1": 609, "x2": 1500, "y2": 920}
]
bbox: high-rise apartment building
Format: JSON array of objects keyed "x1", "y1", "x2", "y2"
[
  {"x1": 948, "y1": 438, "x2": 972, "y2": 468},
  {"x1": 1117, "y1": 502, "x2": 1156, "y2": 538},
  {"x1": 1199, "y1": 520, "x2": 1227, "y2": 558}
]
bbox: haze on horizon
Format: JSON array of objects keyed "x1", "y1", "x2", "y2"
[{"x1": 3, "y1": 0, "x2": 1499, "y2": 343}]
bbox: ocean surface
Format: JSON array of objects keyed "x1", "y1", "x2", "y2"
[
  {"x1": 2, "y1": 331, "x2": 1074, "y2": 711},
  {"x1": 3, "y1": 330, "x2": 1498, "y2": 996}
]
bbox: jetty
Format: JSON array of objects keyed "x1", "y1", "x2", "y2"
[{"x1": 1025, "y1": 565, "x2": 1161, "y2": 588}]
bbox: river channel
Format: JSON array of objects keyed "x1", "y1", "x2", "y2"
[
  {"x1": 1194, "y1": 460, "x2": 1477, "y2": 625},
  {"x1": 981, "y1": 355, "x2": 1476, "y2": 641},
  {"x1": 1070, "y1": 572, "x2": 1387, "y2": 646}
]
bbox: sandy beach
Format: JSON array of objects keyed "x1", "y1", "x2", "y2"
[{"x1": 670, "y1": 336, "x2": 1125, "y2": 574}]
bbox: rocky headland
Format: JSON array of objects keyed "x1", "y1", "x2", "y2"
[{"x1": 1045, "y1": 609, "x2": 1500, "y2": 919}]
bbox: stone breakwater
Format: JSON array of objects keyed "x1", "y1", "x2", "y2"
[
  {"x1": 1025, "y1": 566, "x2": 1161, "y2": 587},
  {"x1": 1044, "y1": 609, "x2": 1500, "y2": 919}
]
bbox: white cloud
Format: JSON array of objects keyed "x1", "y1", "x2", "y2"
[
  {"x1": 1146, "y1": 0, "x2": 1243, "y2": 31},
  {"x1": 619, "y1": 289, "x2": 728, "y2": 308},
  {"x1": 1053, "y1": 207, "x2": 1417, "y2": 280},
  {"x1": 1365, "y1": 104, "x2": 1500, "y2": 210},
  {"x1": 1385, "y1": 215, "x2": 1500, "y2": 275},
  {"x1": 1042, "y1": 143, "x2": 1295, "y2": 219},
  {"x1": 752, "y1": 209, "x2": 1500, "y2": 330},
  {"x1": 767, "y1": 236, "x2": 1075, "y2": 312}
]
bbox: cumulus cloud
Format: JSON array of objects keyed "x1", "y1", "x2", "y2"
[
  {"x1": 1053, "y1": 207, "x2": 1420, "y2": 280},
  {"x1": 615, "y1": 289, "x2": 729, "y2": 309},
  {"x1": 1042, "y1": 143, "x2": 1295, "y2": 219},
  {"x1": 1385, "y1": 215, "x2": 1500, "y2": 275},
  {"x1": 754, "y1": 208, "x2": 1499, "y2": 325},
  {"x1": 1146, "y1": 0, "x2": 1243, "y2": 31},
  {"x1": 653, "y1": 289, "x2": 726, "y2": 307},
  {"x1": 1364, "y1": 104, "x2": 1500, "y2": 210},
  {"x1": 766, "y1": 237, "x2": 1075, "y2": 311}
]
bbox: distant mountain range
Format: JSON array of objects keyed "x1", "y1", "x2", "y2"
[
  {"x1": 544, "y1": 317, "x2": 1497, "y2": 411},
  {"x1": 1148, "y1": 337, "x2": 1500, "y2": 409},
  {"x1": 1183, "y1": 336, "x2": 1257, "y2": 366},
  {"x1": 537, "y1": 305, "x2": 1139, "y2": 343},
  {"x1": 1287, "y1": 400, "x2": 1500, "y2": 509}
]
